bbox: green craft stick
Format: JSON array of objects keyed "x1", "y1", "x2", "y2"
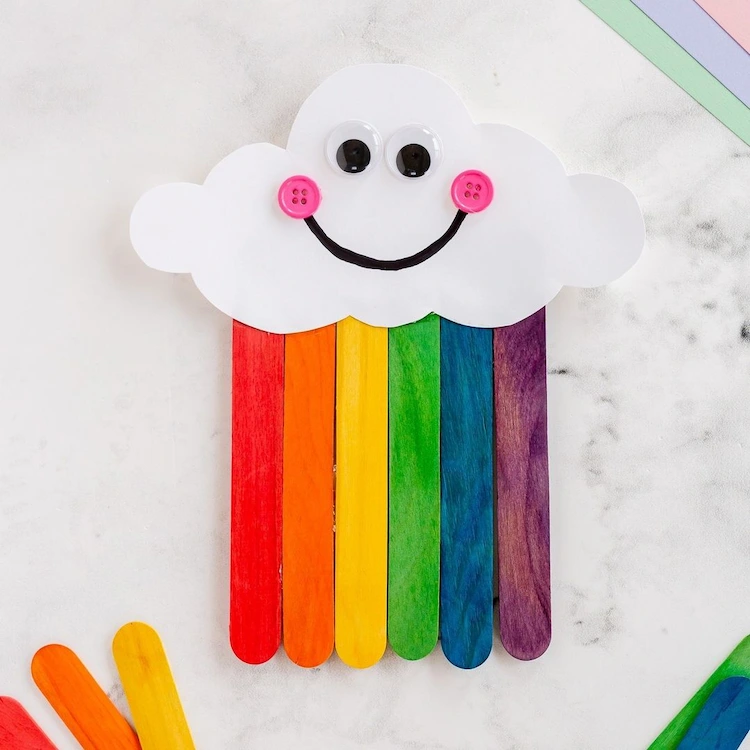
[
  {"x1": 388, "y1": 314, "x2": 441, "y2": 660},
  {"x1": 580, "y1": 0, "x2": 750, "y2": 147},
  {"x1": 650, "y1": 635, "x2": 750, "y2": 749}
]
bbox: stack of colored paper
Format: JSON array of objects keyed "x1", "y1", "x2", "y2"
[{"x1": 581, "y1": 0, "x2": 750, "y2": 147}]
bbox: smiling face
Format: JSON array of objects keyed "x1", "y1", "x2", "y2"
[
  {"x1": 280, "y1": 66, "x2": 490, "y2": 269},
  {"x1": 280, "y1": 164, "x2": 492, "y2": 271},
  {"x1": 130, "y1": 64, "x2": 644, "y2": 334}
]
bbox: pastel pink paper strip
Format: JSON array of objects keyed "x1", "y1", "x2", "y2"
[{"x1": 695, "y1": 0, "x2": 750, "y2": 53}]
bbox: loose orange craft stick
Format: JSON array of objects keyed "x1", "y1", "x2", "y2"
[
  {"x1": 31, "y1": 644, "x2": 141, "y2": 750},
  {"x1": 282, "y1": 325, "x2": 336, "y2": 667}
]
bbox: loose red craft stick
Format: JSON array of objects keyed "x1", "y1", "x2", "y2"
[
  {"x1": 0, "y1": 697, "x2": 57, "y2": 750},
  {"x1": 230, "y1": 320, "x2": 285, "y2": 664},
  {"x1": 494, "y1": 307, "x2": 551, "y2": 661}
]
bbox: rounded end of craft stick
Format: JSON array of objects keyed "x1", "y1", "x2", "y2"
[{"x1": 500, "y1": 623, "x2": 552, "y2": 662}]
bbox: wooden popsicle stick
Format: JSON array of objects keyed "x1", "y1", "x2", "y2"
[
  {"x1": 113, "y1": 623, "x2": 194, "y2": 750},
  {"x1": 0, "y1": 696, "x2": 57, "y2": 750},
  {"x1": 335, "y1": 317, "x2": 388, "y2": 668},
  {"x1": 230, "y1": 320, "x2": 285, "y2": 664},
  {"x1": 31, "y1": 645, "x2": 141, "y2": 750},
  {"x1": 676, "y1": 677, "x2": 750, "y2": 750},
  {"x1": 494, "y1": 308, "x2": 551, "y2": 661},
  {"x1": 439, "y1": 319, "x2": 495, "y2": 669},
  {"x1": 388, "y1": 314, "x2": 440, "y2": 660},
  {"x1": 651, "y1": 635, "x2": 750, "y2": 749},
  {"x1": 282, "y1": 325, "x2": 336, "y2": 667}
]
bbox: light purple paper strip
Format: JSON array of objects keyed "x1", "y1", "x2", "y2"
[{"x1": 631, "y1": 0, "x2": 750, "y2": 108}]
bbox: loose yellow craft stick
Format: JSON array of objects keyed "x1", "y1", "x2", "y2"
[
  {"x1": 112, "y1": 623, "x2": 195, "y2": 750},
  {"x1": 335, "y1": 317, "x2": 389, "y2": 668}
]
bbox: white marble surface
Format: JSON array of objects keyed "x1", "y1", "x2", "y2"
[{"x1": 2, "y1": 1, "x2": 750, "y2": 748}]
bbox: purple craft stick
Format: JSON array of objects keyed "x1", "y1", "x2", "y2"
[
  {"x1": 632, "y1": 0, "x2": 750, "y2": 108},
  {"x1": 494, "y1": 307, "x2": 551, "y2": 661}
]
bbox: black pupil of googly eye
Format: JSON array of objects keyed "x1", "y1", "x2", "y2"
[
  {"x1": 396, "y1": 143, "x2": 431, "y2": 178},
  {"x1": 336, "y1": 139, "x2": 371, "y2": 173}
]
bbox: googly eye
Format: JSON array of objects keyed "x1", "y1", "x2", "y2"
[
  {"x1": 325, "y1": 121, "x2": 382, "y2": 175},
  {"x1": 387, "y1": 124, "x2": 442, "y2": 179}
]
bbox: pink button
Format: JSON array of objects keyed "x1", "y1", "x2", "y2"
[
  {"x1": 278, "y1": 175, "x2": 321, "y2": 219},
  {"x1": 451, "y1": 170, "x2": 494, "y2": 213}
]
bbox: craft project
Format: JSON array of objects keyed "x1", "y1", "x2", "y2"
[
  {"x1": 631, "y1": 0, "x2": 750, "y2": 108},
  {"x1": 580, "y1": 0, "x2": 750, "y2": 148},
  {"x1": 130, "y1": 63, "x2": 644, "y2": 668},
  {"x1": 695, "y1": 0, "x2": 750, "y2": 54},
  {"x1": 651, "y1": 635, "x2": 750, "y2": 748},
  {"x1": 676, "y1": 677, "x2": 750, "y2": 750}
]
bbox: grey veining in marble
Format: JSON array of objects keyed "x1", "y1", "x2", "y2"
[{"x1": 1, "y1": 1, "x2": 750, "y2": 748}]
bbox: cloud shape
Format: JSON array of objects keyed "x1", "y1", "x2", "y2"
[{"x1": 130, "y1": 64, "x2": 644, "y2": 333}]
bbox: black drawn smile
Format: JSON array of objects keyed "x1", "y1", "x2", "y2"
[{"x1": 304, "y1": 210, "x2": 467, "y2": 271}]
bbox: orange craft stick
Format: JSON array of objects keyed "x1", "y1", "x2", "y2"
[
  {"x1": 282, "y1": 325, "x2": 336, "y2": 667},
  {"x1": 31, "y1": 645, "x2": 141, "y2": 750}
]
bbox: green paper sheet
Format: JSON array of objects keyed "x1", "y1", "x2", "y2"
[{"x1": 580, "y1": 0, "x2": 750, "y2": 147}]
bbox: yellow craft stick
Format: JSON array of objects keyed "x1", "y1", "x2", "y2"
[
  {"x1": 112, "y1": 623, "x2": 195, "y2": 750},
  {"x1": 335, "y1": 317, "x2": 389, "y2": 668}
]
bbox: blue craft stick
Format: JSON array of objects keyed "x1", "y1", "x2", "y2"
[
  {"x1": 677, "y1": 677, "x2": 750, "y2": 750},
  {"x1": 439, "y1": 319, "x2": 494, "y2": 669}
]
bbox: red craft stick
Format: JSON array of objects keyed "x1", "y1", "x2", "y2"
[
  {"x1": 0, "y1": 697, "x2": 57, "y2": 750},
  {"x1": 230, "y1": 320, "x2": 285, "y2": 664}
]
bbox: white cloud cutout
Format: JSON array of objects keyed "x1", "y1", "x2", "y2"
[{"x1": 130, "y1": 64, "x2": 644, "y2": 333}]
